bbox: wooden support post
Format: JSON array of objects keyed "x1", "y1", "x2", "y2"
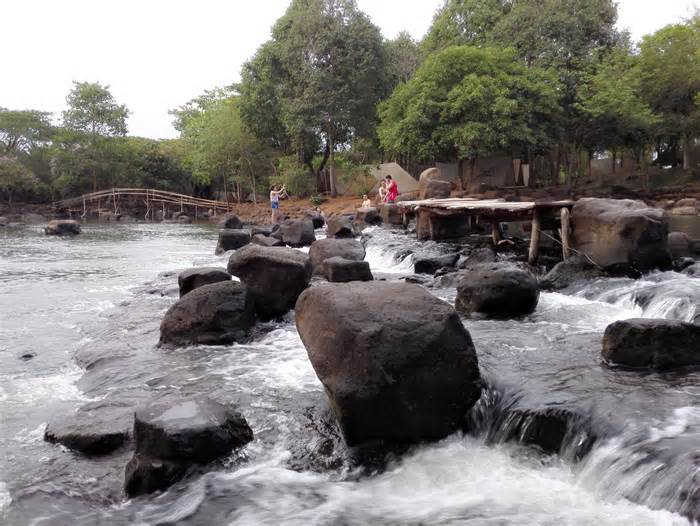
[
  {"x1": 491, "y1": 220, "x2": 502, "y2": 245},
  {"x1": 560, "y1": 207, "x2": 571, "y2": 260},
  {"x1": 528, "y1": 208, "x2": 541, "y2": 265}
]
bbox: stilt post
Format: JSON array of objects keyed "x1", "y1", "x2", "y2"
[
  {"x1": 560, "y1": 207, "x2": 571, "y2": 260},
  {"x1": 528, "y1": 208, "x2": 541, "y2": 265}
]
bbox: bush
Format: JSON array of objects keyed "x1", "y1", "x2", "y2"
[
  {"x1": 309, "y1": 194, "x2": 326, "y2": 206},
  {"x1": 271, "y1": 156, "x2": 316, "y2": 197}
]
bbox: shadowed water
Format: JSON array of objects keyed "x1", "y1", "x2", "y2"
[{"x1": 0, "y1": 222, "x2": 697, "y2": 525}]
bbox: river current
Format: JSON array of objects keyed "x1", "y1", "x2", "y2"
[{"x1": 0, "y1": 222, "x2": 698, "y2": 525}]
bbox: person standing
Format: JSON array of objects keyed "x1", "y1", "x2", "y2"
[
  {"x1": 377, "y1": 180, "x2": 388, "y2": 203},
  {"x1": 385, "y1": 175, "x2": 399, "y2": 203},
  {"x1": 270, "y1": 184, "x2": 286, "y2": 223}
]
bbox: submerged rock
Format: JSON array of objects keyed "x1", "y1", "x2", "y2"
[
  {"x1": 124, "y1": 398, "x2": 253, "y2": 497},
  {"x1": 160, "y1": 281, "x2": 255, "y2": 345},
  {"x1": 326, "y1": 215, "x2": 359, "y2": 238},
  {"x1": 278, "y1": 219, "x2": 316, "y2": 247},
  {"x1": 227, "y1": 244, "x2": 312, "y2": 320},
  {"x1": 602, "y1": 318, "x2": 700, "y2": 369},
  {"x1": 571, "y1": 198, "x2": 670, "y2": 272},
  {"x1": 215, "y1": 229, "x2": 251, "y2": 255},
  {"x1": 45, "y1": 408, "x2": 132, "y2": 455},
  {"x1": 456, "y1": 263, "x2": 539, "y2": 318},
  {"x1": 323, "y1": 257, "x2": 373, "y2": 282},
  {"x1": 45, "y1": 219, "x2": 81, "y2": 236},
  {"x1": 309, "y1": 238, "x2": 366, "y2": 275},
  {"x1": 177, "y1": 267, "x2": 231, "y2": 297},
  {"x1": 414, "y1": 253, "x2": 459, "y2": 274},
  {"x1": 539, "y1": 255, "x2": 606, "y2": 290},
  {"x1": 295, "y1": 282, "x2": 481, "y2": 446}
]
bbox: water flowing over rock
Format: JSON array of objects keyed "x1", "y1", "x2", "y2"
[
  {"x1": 252, "y1": 233, "x2": 285, "y2": 247},
  {"x1": 571, "y1": 198, "x2": 670, "y2": 272},
  {"x1": 456, "y1": 263, "x2": 539, "y2": 318},
  {"x1": 309, "y1": 238, "x2": 365, "y2": 275},
  {"x1": 124, "y1": 398, "x2": 253, "y2": 496},
  {"x1": 323, "y1": 257, "x2": 373, "y2": 282},
  {"x1": 160, "y1": 281, "x2": 255, "y2": 345},
  {"x1": 227, "y1": 244, "x2": 312, "y2": 319},
  {"x1": 177, "y1": 267, "x2": 231, "y2": 297},
  {"x1": 217, "y1": 214, "x2": 243, "y2": 230},
  {"x1": 45, "y1": 219, "x2": 81, "y2": 236},
  {"x1": 295, "y1": 282, "x2": 481, "y2": 446},
  {"x1": 44, "y1": 408, "x2": 132, "y2": 455},
  {"x1": 683, "y1": 262, "x2": 700, "y2": 276},
  {"x1": 326, "y1": 215, "x2": 359, "y2": 238},
  {"x1": 602, "y1": 318, "x2": 700, "y2": 369},
  {"x1": 278, "y1": 219, "x2": 316, "y2": 247},
  {"x1": 215, "y1": 229, "x2": 251, "y2": 255},
  {"x1": 414, "y1": 253, "x2": 459, "y2": 274}
]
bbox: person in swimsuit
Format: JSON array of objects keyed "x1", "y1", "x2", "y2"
[
  {"x1": 270, "y1": 184, "x2": 286, "y2": 223},
  {"x1": 361, "y1": 194, "x2": 372, "y2": 208},
  {"x1": 378, "y1": 180, "x2": 387, "y2": 203},
  {"x1": 385, "y1": 175, "x2": 398, "y2": 203}
]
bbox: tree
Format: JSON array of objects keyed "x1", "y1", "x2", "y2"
[
  {"x1": 239, "y1": 0, "x2": 388, "y2": 196},
  {"x1": 639, "y1": 18, "x2": 700, "y2": 169},
  {"x1": 0, "y1": 109, "x2": 53, "y2": 155},
  {"x1": 0, "y1": 157, "x2": 38, "y2": 206},
  {"x1": 385, "y1": 31, "x2": 422, "y2": 87},
  {"x1": 62, "y1": 82, "x2": 129, "y2": 137},
  {"x1": 378, "y1": 45, "x2": 560, "y2": 187}
]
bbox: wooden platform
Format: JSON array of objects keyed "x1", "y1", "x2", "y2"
[{"x1": 395, "y1": 198, "x2": 575, "y2": 264}]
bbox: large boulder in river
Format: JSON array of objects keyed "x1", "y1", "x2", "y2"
[
  {"x1": 309, "y1": 238, "x2": 366, "y2": 275},
  {"x1": 215, "y1": 229, "x2": 251, "y2": 255},
  {"x1": 160, "y1": 281, "x2": 255, "y2": 345},
  {"x1": 570, "y1": 198, "x2": 670, "y2": 272},
  {"x1": 125, "y1": 398, "x2": 253, "y2": 497},
  {"x1": 423, "y1": 179, "x2": 452, "y2": 200},
  {"x1": 668, "y1": 231, "x2": 691, "y2": 259},
  {"x1": 418, "y1": 167, "x2": 441, "y2": 199},
  {"x1": 227, "y1": 244, "x2": 312, "y2": 319},
  {"x1": 355, "y1": 207, "x2": 382, "y2": 226},
  {"x1": 295, "y1": 282, "x2": 481, "y2": 446},
  {"x1": 602, "y1": 318, "x2": 700, "y2": 369},
  {"x1": 378, "y1": 203, "x2": 404, "y2": 225},
  {"x1": 304, "y1": 209, "x2": 325, "y2": 229},
  {"x1": 45, "y1": 219, "x2": 81, "y2": 236},
  {"x1": 323, "y1": 257, "x2": 373, "y2": 282},
  {"x1": 252, "y1": 233, "x2": 285, "y2": 247},
  {"x1": 278, "y1": 218, "x2": 316, "y2": 247},
  {"x1": 326, "y1": 215, "x2": 359, "y2": 238},
  {"x1": 456, "y1": 263, "x2": 539, "y2": 318},
  {"x1": 178, "y1": 267, "x2": 231, "y2": 297},
  {"x1": 217, "y1": 214, "x2": 243, "y2": 230},
  {"x1": 414, "y1": 253, "x2": 459, "y2": 274}
]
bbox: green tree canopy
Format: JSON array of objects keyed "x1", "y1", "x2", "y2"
[
  {"x1": 0, "y1": 109, "x2": 53, "y2": 155},
  {"x1": 378, "y1": 45, "x2": 560, "y2": 165},
  {"x1": 62, "y1": 81, "x2": 129, "y2": 137}
]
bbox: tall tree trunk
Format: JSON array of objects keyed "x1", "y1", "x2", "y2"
[
  {"x1": 328, "y1": 131, "x2": 336, "y2": 197},
  {"x1": 682, "y1": 134, "x2": 692, "y2": 170},
  {"x1": 222, "y1": 170, "x2": 230, "y2": 212},
  {"x1": 245, "y1": 157, "x2": 257, "y2": 204}
]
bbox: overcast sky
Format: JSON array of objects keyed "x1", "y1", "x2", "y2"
[{"x1": 2, "y1": 0, "x2": 697, "y2": 139}]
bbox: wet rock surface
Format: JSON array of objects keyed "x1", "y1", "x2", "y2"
[
  {"x1": 45, "y1": 219, "x2": 81, "y2": 236},
  {"x1": 278, "y1": 218, "x2": 316, "y2": 247},
  {"x1": 323, "y1": 257, "x2": 373, "y2": 282},
  {"x1": 252, "y1": 233, "x2": 285, "y2": 247},
  {"x1": 217, "y1": 214, "x2": 243, "y2": 230},
  {"x1": 355, "y1": 207, "x2": 381, "y2": 225},
  {"x1": 160, "y1": 281, "x2": 255, "y2": 345},
  {"x1": 539, "y1": 255, "x2": 606, "y2": 290},
  {"x1": 304, "y1": 210, "x2": 325, "y2": 229},
  {"x1": 215, "y1": 229, "x2": 251, "y2": 255},
  {"x1": 295, "y1": 281, "x2": 481, "y2": 446},
  {"x1": 602, "y1": 318, "x2": 700, "y2": 369},
  {"x1": 177, "y1": 267, "x2": 231, "y2": 297},
  {"x1": 227, "y1": 244, "x2": 312, "y2": 319},
  {"x1": 44, "y1": 408, "x2": 132, "y2": 456},
  {"x1": 309, "y1": 238, "x2": 366, "y2": 275},
  {"x1": 414, "y1": 253, "x2": 459, "y2": 274},
  {"x1": 326, "y1": 215, "x2": 359, "y2": 238},
  {"x1": 456, "y1": 263, "x2": 540, "y2": 318}
]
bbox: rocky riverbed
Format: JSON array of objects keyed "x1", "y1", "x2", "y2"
[{"x1": 0, "y1": 220, "x2": 698, "y2": 525}]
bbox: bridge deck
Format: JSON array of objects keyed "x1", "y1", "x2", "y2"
[{"x1": 396, "y1": 198, "x2": 574, "y2": 218}]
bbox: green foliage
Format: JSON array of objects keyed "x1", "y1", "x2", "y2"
[
  {"x1": 272, "y1": 155, "x2": 316, "y2": 196},
  {"x1": 62, "y1": 81, "x2": 129, "y2": 137},
  {"x1": 309, "y1": 194, "x2": 325, "y2": 206},
  {"x1": 385, "y1": 31, "x2": 422, "y2": 87},
  {"x1": 0, "y1": 109, "x2": 53, "y2": 154},
  {"x1": 378, "y1": 45, "x2": 560, "y2": 162},
  {"x1": 0, "y1": 157, "x2": 39, "y2": 204}
]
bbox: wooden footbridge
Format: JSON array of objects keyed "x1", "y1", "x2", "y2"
[
  {"x1": 53, "y1": 188, "x2": 233, "y2": 220},
  {"x1": 396, "y1": 198, "x2": 575, "y2": 264}
]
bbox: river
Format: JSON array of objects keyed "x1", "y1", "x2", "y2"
[{"x1": 0, "y1": 222, "x2": 698, "y2": 525}]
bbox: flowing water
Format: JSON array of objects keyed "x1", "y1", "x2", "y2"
[{"x1": 0, "y1": 222, "x2": 698, "y2": 525}]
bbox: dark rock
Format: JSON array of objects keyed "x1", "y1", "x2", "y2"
[
  {"x1": 45, "y1": 409, "x2": 132, "y2": 455},
  {"x1": 227, "y1": 244, "x2": 312, "y2": 319},
  {"x1": 304, "y1": 210, "x2": 325, "y2": 229},
  {"x1": 378, "y1": 203, "x2": 404, "y2": 225},
  {"x1": 571, "y1": 198, "x2": 670, "y2": 272},
  {"x1": 124, "y1": 397, "x2": 253, "y2": 497},
  {"x1": 177, "y1": 215, "x2": 192, "y2": 224},
  {"x1": 458, "y1": 247, "x2": 496, "y2": 268},
  {"x1": 673, "y1": 257, "x2": 696, "y2": 272},
  {"x1": 45, "y1": 220, "x2": 81, "y2": 236},
  {"x1": 456, "y1": 263, "x2": 539, "y2": 318},
  {"x1": 0, "y1": 216, "x2": 9, "y2": 227},
  {"x1": 417, "y1": 209, "x2": 468, "y2": 240},
  {"x1": 160, "y1": 281, "x2": 255, "y2": 345},
  {"x1": 683, "y1": 262, "x2": 700, "y2": 276},
  {"x1": 309, "y1": 238, "x2": 366, "y2": 275},
  {"x1": 423, "y1": 179, "x2": 452, "y2": 199},
  {"x1": 323, "y1": 257, "x2": 373, "y2": 282},
  {"x1": 414, "y1": 253, "x2": 459, "y2": 274},
  {"x1": 99, "y1": 211, "x2": 121, "y2": 222},
  {"x1": 602, "y1": 318, "x2": 700, "y2": 369},
  {"x1": 279, "y1": 219, "x2": 316, "y2": 247},
  {"x1": 215, "y1": 229, "x2": 251, "y2": 255},
  {"x1": 217, "y1": 214, "x2": 243, "y2": 230},
  {"x1": 251, "y1": 225, "x2": 274, "y2": 237},
  {"x1": 18, "y1": 352, "x2": 36, "y2": 360},
  {"x1": 178, "y1": 267, "x2": 230, "y2": 297},
  {"x1": 252, "y1": 233, "x2": 285, "y2": 247},
  {"x1": 295, "y1": 282, "x2": 481, "y2": 446},
  {"x1": 326, "y1": 215, "x2": 359, "y2": 238},
  {"x1": 668, "y1": 231, "x2": 691, "y2": 259},
  {"x1": 539, "y1": 255, "x2": 606, "y2": 290},
  {"x1": 355, "y1": 207, "x2": 382, "y2": 225}
]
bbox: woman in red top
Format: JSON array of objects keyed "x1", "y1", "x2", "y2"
[{"x1": 385, "y1": 175, "x2": 398, "y2": 203}]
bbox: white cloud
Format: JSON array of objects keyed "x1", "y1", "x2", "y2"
[{"x1": 0, "y1": 0, "x2": 694, "y2": 140}]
